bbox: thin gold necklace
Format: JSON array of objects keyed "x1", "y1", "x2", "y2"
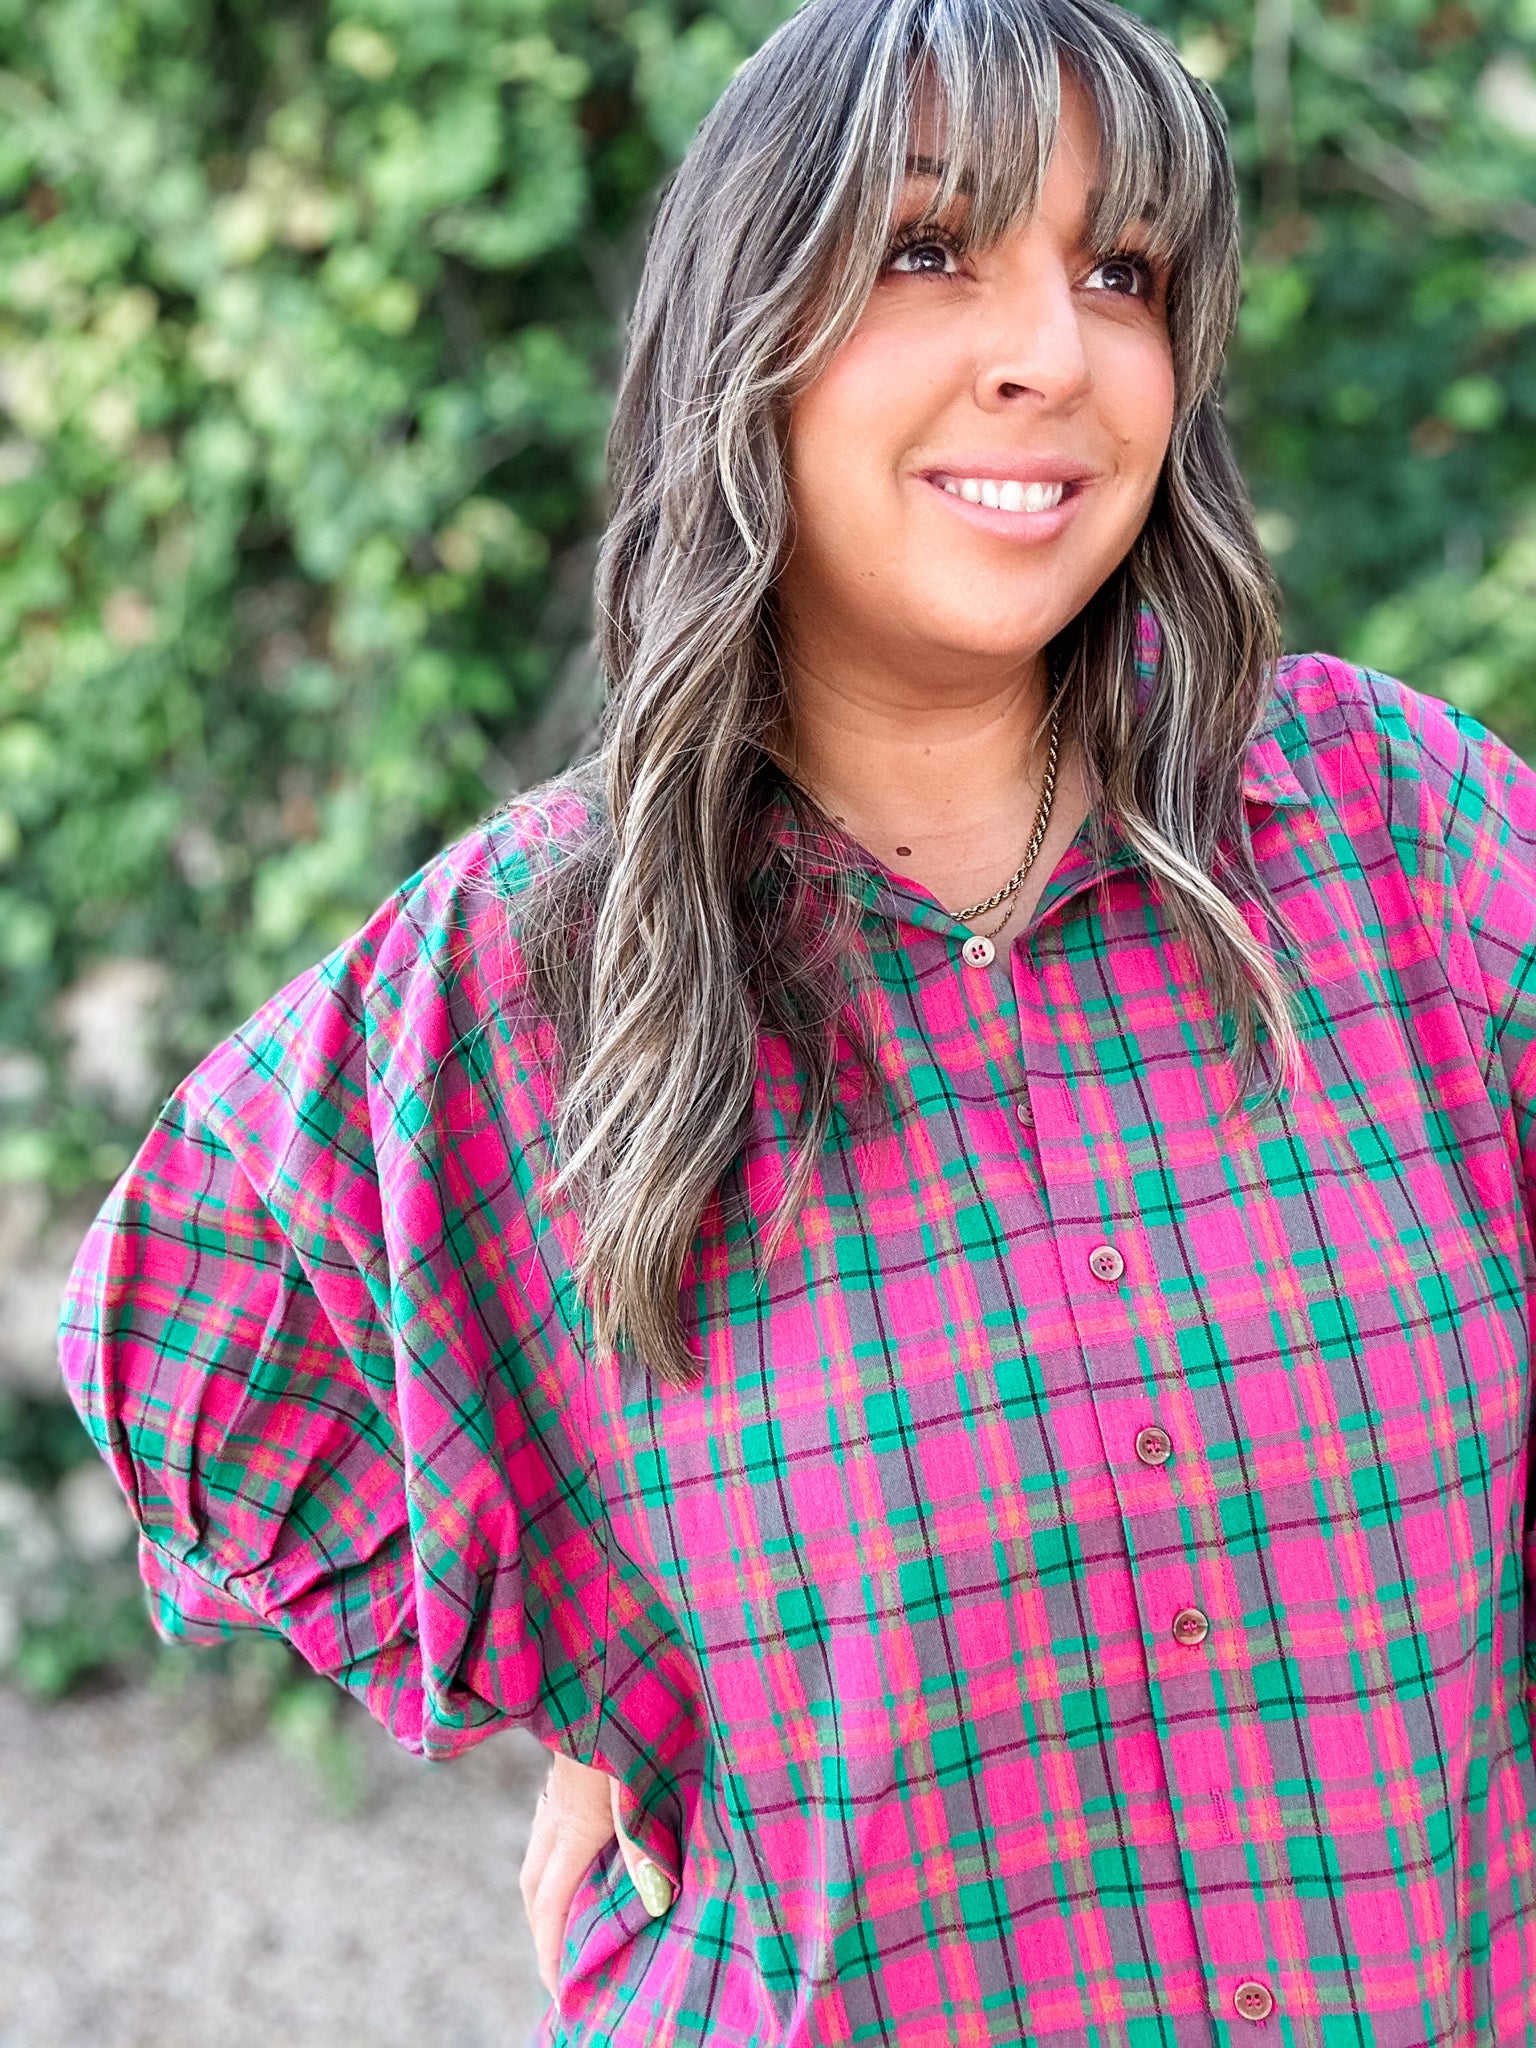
[{"x1": 949, "y1": 699, "x2": 1062, "y2": 935}]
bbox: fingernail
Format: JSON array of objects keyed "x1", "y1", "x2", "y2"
[{"x1": 633, "y1": 1857, "x2": 674, "y2": 1917}]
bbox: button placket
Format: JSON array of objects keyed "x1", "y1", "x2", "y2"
[{"x1": 1011, "y1": 898, "x2": 1275, "y2": 2030}]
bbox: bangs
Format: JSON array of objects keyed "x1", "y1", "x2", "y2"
[
  {"x1": 806, "y1": 0, "x2": 1235, "y2": 389},
  {"x1": 888, "y1": 0, "x2": 1221, "y2": 260}
]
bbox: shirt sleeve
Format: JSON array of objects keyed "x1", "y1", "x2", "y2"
[
  {"x1": 57, "y1": 866, "x2": 610, "y2": 1762},
  {"x1": 1325, "y1": 657, "x2": 1536, "y2": 1232}
]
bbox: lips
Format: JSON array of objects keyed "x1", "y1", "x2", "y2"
[
  {"x1": 916, "y1": 459, "x2": 1092, "y2": 537},
  {"x1": 936, "y1": 475, "x2": 1069, "y2": 512},
  {"x1": 920, "y1": 453, "x2": 1098, "y2": 489}
]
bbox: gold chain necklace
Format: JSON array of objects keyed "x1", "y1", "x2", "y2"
[{"x1": 949, "y1": 699, "x2": 1062, "y2": 935}]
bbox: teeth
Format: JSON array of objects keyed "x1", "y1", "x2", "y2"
[{"x1": 941, "y1": 477, "x2": 1068, "y2": 512}]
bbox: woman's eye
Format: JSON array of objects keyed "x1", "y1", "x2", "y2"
[
  {"x1": 1085, "y1": 253, "x2": 1156, "y2": 299},
  {"x1": 885, "y1": 233, "x2": 962, "y2": 277}
]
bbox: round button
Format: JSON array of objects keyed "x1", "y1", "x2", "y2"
[
  {"x1": 1134, "y1": 1425, "x2": 1172, "y2": 1467},
  {"x1": 1088, "y1": 1243, "x2": 1124, "y2": 1282},
  {"x1": 1233, "y1": 1981, "x2": 1274, "y2": 2023},
  {"x1": 961, "y1": 934, "x2": 995, "y2": 968},
  {"x1": 1171, "y1": 1606, "x2": 1210, "y2": 1647},
  {"x1": 1014, "y1": 1101, "x2": 1031, "y2": 1128}
]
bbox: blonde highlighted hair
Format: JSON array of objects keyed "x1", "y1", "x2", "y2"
[{"x1": 522, "y1": 0, "x2": 1297, "y2": 1385}]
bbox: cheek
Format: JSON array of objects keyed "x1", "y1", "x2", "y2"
[
  {"x1": 1098, "y1": 336, "x2": 1177, "y2": 458},
  {"x1": 785, "y1": 354, "x2": 907, "y2": 569},
  {"x1": 788, "y1": 317, "x2": 943, "y2": 497},
  {"x1": 788, "y1": 395, "x2": 868, "y2": 516}
]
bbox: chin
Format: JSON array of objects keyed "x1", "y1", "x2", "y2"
[
  {"x1": 904, "y1": 567, "x2": 1103, "y2": 647},
  {"x1": 918, "y1": 602, "x2": 1072, "y2": 657}
]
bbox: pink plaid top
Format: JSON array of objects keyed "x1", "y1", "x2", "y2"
[{"x1": 60, "y1": 652, "x2": 1536, "y2": 2045}]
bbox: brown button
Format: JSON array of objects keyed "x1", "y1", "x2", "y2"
[
  {"x1": 1088, "y1": 1244, "x2": 1124, "y2": 1282},
  {"x1": 1134, "y1": 1426, "x2": 1172, "y2": 1467},
  {"x1": 961, "y1": 934, "x2": 995, "y2": 968},
  {"x1": 1233, "y1": 1981, "x2": 1274, "y2": 2023},
  {"x1": 1171, "y1": 1607, "x2": 1209, "y2": 1647}
]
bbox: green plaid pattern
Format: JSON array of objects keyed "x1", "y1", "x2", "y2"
[{"x1": 60, "y1": 652, "x2": 1536, "y2": 2044}]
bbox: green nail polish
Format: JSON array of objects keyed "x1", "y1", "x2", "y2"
[{"x1": 633, "y1": 1857, "x2": 673, "y2": 1917}]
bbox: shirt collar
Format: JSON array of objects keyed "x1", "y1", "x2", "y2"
[
  {"x1": 1236, "y1": 688, "x2": 1310, "y2": 815},
  {"x1": 1240, "y1": 716, "x2": 1311, "y2": 817},
  {"x1": 1133, "y1": 611, "x2": 1310, "y2": 820},
  {"x1": 766, "y1": 667, "x2": 1310, "y2": 894}
]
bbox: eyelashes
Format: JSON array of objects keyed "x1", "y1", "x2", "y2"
[
  {"x1": 883, "y1": 220, "x2": 967, "y2": 273},
  {"x1": 1090, "y1": 250, "x2": 1159, "y2": 299},
  {"x1": 883, "y1": 220, "x2": 1160, "y2": 300}
]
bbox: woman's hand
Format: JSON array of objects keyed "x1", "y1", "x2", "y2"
[{"x1": 520, "y1": 1752, "x2": 675, "y2": 2002}]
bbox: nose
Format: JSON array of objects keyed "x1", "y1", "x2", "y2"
[{"x1": 973, "y1": 260, "x2": 1091, "y2": 413}]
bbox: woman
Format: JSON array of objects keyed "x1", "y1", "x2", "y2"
[{"x1": 58, "y1": 0, "x2": 1536, "y2": 2039}]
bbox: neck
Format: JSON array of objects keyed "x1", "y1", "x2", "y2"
[
  {"x1": 776, "y1": 627, "x2": 1091, "y2": 934},
  {"x1": 785, "y1": 643, "x2": 1050, "y2": 839}
]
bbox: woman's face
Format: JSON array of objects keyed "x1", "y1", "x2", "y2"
[{"x1": 779, "y1": 73, "x2": 1176, "y2": 692}]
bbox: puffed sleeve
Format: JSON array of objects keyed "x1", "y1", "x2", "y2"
[
  {"x1": 1324, "y1": 656, "x2": 1536, "y2": 1226},
  {"x1": 57, "y1": 847, "x2": 610, "y2": 1761}
]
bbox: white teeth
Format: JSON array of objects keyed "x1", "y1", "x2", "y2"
[{"x1": 940, "y1": 476, "x2": 1069, "y2": 512}]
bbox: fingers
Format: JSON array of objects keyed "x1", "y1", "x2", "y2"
[
  {"x1": 609, "y1": 1773, "x2": 677, "y2": 1920},
  {"x1": 517, "y1": 1754, "x2": 678, "y2": 2009},
  {"x1": 519, "y1": 1755, "x2": 621, "y2": 2000}
]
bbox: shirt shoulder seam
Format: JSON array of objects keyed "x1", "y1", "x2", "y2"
[{"x1": 1316, "y1": 653, "x2": 1501, "y2": 1076}]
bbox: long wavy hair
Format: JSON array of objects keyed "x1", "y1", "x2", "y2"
[{"x1": 521, "y1": 0, "x2": 1297, "y2": 1386}]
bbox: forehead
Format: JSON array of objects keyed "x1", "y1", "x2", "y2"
[
  {"x1": 894, "y1": 58, "x2": 1176, "y2": 260},
  {"x1": 902, "y1": 66, "x2": 1107, "y2": 231}
]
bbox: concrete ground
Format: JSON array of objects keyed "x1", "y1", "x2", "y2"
[{"x1": 0, "y1": 1674, "x2": 551, "y2": 2048}]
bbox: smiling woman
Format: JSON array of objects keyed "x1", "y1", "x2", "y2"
[
  {"x1": 56, "y1": 0, "x2": 1536, "y2": 2043},
  {"x1": 783, "y1": 80, "x2": 1175, "y2": 699},
  {"x1": 777, "y1": 73, "x2": 1176, "y2": 951},
  {"x1": 524, "y1": 0, "x2": 1291, "y2": 1396}
]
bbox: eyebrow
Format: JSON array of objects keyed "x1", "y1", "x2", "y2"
[
  {"x1": 901, "y1": 152, "x2": 1114, "y2": 223},
  {"x1": 903, "y1": 152, "x2": 974, "y2": 194}
]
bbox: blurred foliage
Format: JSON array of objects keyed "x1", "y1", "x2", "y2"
[
  {"x1": 0, "y1": 0, "x2": 783, "y2": 1200},
  {"x1": 0, "y1": 0, "x2": 1533, "y2": 1694},
  {"x1": 1152, "y1": 0, "x2": 1536, "y2": 757}
]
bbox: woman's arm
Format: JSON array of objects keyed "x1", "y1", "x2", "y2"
[
  {"x1": 60, "y1": 821, "x2": 689, "y2": 1993},
  {"x1": 56, "y1": 866, "x2": 614, "y2": 1762}
]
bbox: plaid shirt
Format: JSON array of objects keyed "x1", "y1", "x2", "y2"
[{"x1": 59, "y1": 651, "x2": 1536, "y2": 2046}]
